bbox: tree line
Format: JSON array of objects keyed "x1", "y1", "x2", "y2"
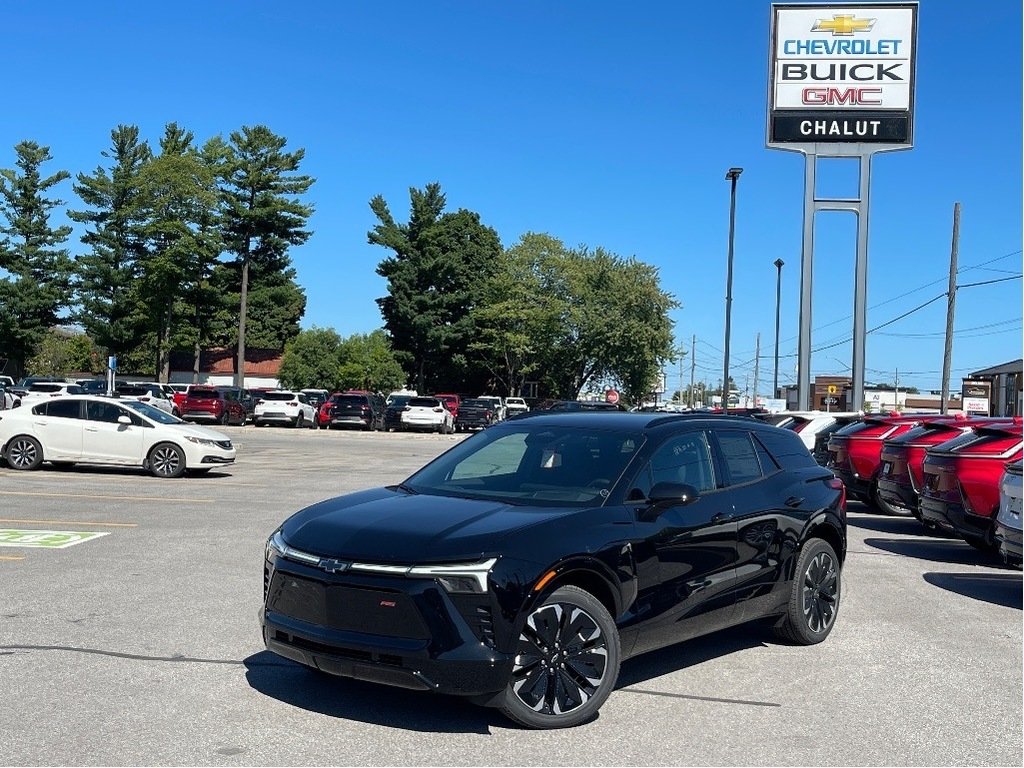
[
  {"x1": 1, "y1": 133, "x2": 679, "y2": 405},
  {"x1": 0, "y1": 123, "x2": 313, "y2": 383}
]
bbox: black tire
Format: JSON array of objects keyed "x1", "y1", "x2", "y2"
[
  {"x1": 148, "y1": 443, "x2": 186, "y2": 478},
  {"x1": 965, "y1": 530, "x2": 999, "y2": 555},
  {"x1": 51, "y1": 461, "x2": 76, "y2": 470},
  {"x1": 5, "y1": 435, "x2": 43, "y2": 470},
  {"x1": 871, "y1": 481, "x2": 906, "y2": 516},
  {"x1": 498, "y1": 585, "x2": 621, "y2": 730},
  {"x1": 774, "y1": 538, "x2": 841, "y2": 645},
  {"x1": 218, "y1": 411, "x2": 228, "y2": 426},
  {"x1": 295, "y1": 413, "x2": 304, "y2": 429}
]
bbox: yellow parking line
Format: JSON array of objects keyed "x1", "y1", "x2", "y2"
[
  {"x1": 0, "y1": 518, "x2": 137, "y2": 528},
  {"x1": 0, "y1": 491, "x2": 211, "y2": 503},
  {"x1": 0, "y1": 555, "x2": 25, "y2": 561}
]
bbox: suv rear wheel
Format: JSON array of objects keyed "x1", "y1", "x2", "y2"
[
  {"x1": 499, "y1": 585, "x2": 620, "y2": 729},
  {"x1": 774, "y1": 538, "x2": 841, "y2": 645}
]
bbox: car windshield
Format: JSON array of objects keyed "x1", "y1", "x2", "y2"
[
  {"x1": 404, "y1": 424, "x2": 644, "y2": 507},
  {"x1": 122, "y1": 400, "x2": 182, "y2": 424},
  {"x1": 261, "y1": 392, "x2": 297, "y2": 401}
]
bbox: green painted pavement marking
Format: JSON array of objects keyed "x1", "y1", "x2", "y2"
[{"x1": 0, "y1": 529, "x2": 110, "y2": 549}]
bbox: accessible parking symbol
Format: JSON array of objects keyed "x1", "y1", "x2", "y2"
[{"x1": 0, "y1": 529, "x2": 110, "y2": 549}]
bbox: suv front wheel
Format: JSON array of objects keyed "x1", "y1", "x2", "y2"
[{"x1": 498, "y1": 585, "x2": 621, "y2": 729}]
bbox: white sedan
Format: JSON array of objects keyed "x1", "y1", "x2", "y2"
[
  {"x1": 0, "y1": 395, "x2": 235, "y2": 478},
  {"x1": 253, "y1": 390, "x2": 318, "y2": 428},
  {"x1": 400, "y1": 396, "x2": 455, "y2": 433}
]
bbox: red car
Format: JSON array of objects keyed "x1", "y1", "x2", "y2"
[
  {"x1": 827, "y1": 412, "x2": 947, "y2": 509},
  {"x1": 179, "y1": 386, "x2": 247, "y2": 426},
  {"x1": 877, "y1": 415, "x2": 1016, "y2": 520},
  {"x1": 919, "y1": 418, "x2": 1023, "y2": 551}
]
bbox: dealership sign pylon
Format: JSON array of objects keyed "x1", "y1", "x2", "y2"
[{"x1": 767, "y1": 2, "x2": 918, "y2": 411}]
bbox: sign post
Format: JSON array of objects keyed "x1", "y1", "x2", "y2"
[{"x1": 767, "y1": 3, "x2": 918, "y2": 411}]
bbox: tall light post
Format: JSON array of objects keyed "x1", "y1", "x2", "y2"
[
  {"x1": 773, "y1": 258, "x2": 784, "y2": 398},
  {"x1": 723, "y1": 167, "x2": 742, "y2": 408}
]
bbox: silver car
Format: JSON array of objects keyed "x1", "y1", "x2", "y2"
[{"x1": 995, "y1": 460, "x2": 1023, "y2": 568}]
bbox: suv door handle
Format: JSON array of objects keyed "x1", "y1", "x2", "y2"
[
  {"x1": 785, "y1": 496, "x2": 804, "y2": 508},
  {"x1": 711, "y1": 512, "x2": 733, "y2": 523}
]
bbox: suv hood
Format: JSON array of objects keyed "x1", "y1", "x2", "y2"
[{"x1": 281, "y1": 488, "x2": 580, "y2": 563}]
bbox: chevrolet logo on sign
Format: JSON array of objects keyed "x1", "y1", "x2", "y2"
[{"x1": 812, "y1": 15, "x2": 876, "y2": 36}]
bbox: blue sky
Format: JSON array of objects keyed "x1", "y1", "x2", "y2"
[{"x1": 1, "y1": 1, "x2": 1020, "y2": 394}]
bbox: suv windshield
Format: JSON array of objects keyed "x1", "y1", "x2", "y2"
[
  {"x1": 189, "y1": 389, "x2": 220, "y2": 400},
  {"x1": 405, "y1": 424, "x2": 643, "y2": 507},
  {"x1": 408, "y1": 397, "x2": 441, "y2": 408}
]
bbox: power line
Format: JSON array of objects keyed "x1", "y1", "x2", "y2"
[{"x1": 957, "y1": 274, "x2": 1022, "y2": 289}]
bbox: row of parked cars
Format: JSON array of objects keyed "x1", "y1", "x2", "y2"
[{"x1": 765, "y1": 409, "x2": 1023, "y2": 568}]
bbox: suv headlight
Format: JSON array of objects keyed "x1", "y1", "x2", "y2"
[
  {"x1": 265, "y1": 530, "x2": 287, "y2": 561},
  {"x1": 406, "y1": 558, "x2": 498, "y2": 593}
]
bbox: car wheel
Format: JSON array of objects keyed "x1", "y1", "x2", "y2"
[
  {"x1": 6, "y1": 436, "x2": 43, "y2": 470},
  {"x1": 499, "y1": 585, "x2": 620, "y2": 730},
  {"x1": 871, "y1": 481, "x2": 905, "y2": 516},
  {"x1": 295, "y1": 413, "x2": 304, "y2": 429},
  {"x1": 148, "y1": 443, "x2": 185, "y2": 478},
  {"x1": 218, "y1": 411, "x2": 228, "y2": 426},
  {"x1": 172, "y1": 408, "x2": 180, "y2": 418},
  {"x1": 774, "y1": 538, "x2": 841, "y2": 645}
]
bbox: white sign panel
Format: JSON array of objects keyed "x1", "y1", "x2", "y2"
[
  {"x1": 768, "y1": 3, "x2": 918, "y2": 146},
  {"x1": 963, "y1": 397, "x2": 990, "y2": 414}
]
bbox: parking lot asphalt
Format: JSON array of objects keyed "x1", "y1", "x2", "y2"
[{"x1": 1, "y1": 425, "x2": 1020, "y2": 766}]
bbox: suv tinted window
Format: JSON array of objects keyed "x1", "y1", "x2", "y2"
[
  {"x1": 717, "y1": 431, "x2": 763, "y2": 485},
  {"x1": 759, "y1": 428, "x2": 817, "y2": 470},
  {"x1": 632, "y1": 431, "x2": 715, "y2": 497}
]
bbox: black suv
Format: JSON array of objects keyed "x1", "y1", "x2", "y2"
[{"x1": 261, "y1": 413, "x2": 846, "y2": 729}]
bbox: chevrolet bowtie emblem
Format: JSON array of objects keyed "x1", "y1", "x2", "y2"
[
  {"x1": 318, "y1": 558, "x2": 350, "y2": 573},
  {"x1": 812, "y1": 15, "x2": 876, "y2": 36}
]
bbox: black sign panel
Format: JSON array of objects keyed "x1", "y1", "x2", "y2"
[{"x1": 771, "y1": 111, "x2": 910, "y2": 144}]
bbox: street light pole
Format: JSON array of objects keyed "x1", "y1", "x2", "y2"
[
  {"x1": 773, "y1": 258, "x2": 784, "y2": 398},
  {"x1": 723, "y1": 167, "x2": 742, "y2": 409}
]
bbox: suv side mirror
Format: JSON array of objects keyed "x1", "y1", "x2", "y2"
[
  {"x1": 649, "y1": 481, "x2": 699, "y2": 504},
  {"x1": 633, "y1": 482, "x2": 699, "y2": 521}
]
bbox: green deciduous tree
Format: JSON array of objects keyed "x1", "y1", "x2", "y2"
[
  {"x1": 0, "y1": 141, "x2": 74, "y2": 372},
  {"x1": 220, "y1": 125, "x2": 314, "y2": 386},
  {"x1": 470, "y1": 233, "x2": 567, "y2": 396},
  {"x1": 70, "y1": 125, "x2": 152, "y2": 359},
  {"x1": 338, "y1": 330, "x2": 406, "y2": 393},
  {"x1": 371, "y1": 183, "x2": 501, "y2": 392},
  {"x1": 26, "y1": 330, "x2": 103, "y2": 376},
  {"x1": 277, "y1": 327, "x2": 343, "y2": 390}
]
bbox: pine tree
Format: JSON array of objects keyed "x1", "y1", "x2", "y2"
[
  {"x1": 69, "y1": 125, "x2": 152, "y2": 358},
  {"x1": 219, "y1": 126, "x2": 313, "y2": 386},
  {"x1": 0, "y1": 141, "x2": 74, "y2": 372}
]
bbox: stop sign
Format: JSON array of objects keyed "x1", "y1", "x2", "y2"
[{"x1": 605, "y1": 389, "x2": 620, "y2": 405}]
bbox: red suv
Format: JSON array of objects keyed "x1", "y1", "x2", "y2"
[
  {"x1": 180, "y1": 386, "x2": 247, "y2": 426},
  {"x1": 919, "y1": 418, "x2": 1023, "y2": 551},
  {"x1": 877, "y1": 415, "x2": 1015, "y2": 521},
  {"x1": 827, "y1": 413, "x2": 946, "y2": 509}
]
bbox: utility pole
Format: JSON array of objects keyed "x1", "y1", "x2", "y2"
[
  {"x1": 940, "y1": 202, "x2": 960, "y2": 414},
  {"x1": 773, "y1": 259, "x2": 784, "y2": 398},
  {"x1": 895, "y1": 367, "x2": 900, "y2": 412},
  {"x1": 689, "y1": 334, "x2": 696, "y2": 409},
  {"x1": 752, "y1": 333, "x2": 761, "y2": 409}
]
